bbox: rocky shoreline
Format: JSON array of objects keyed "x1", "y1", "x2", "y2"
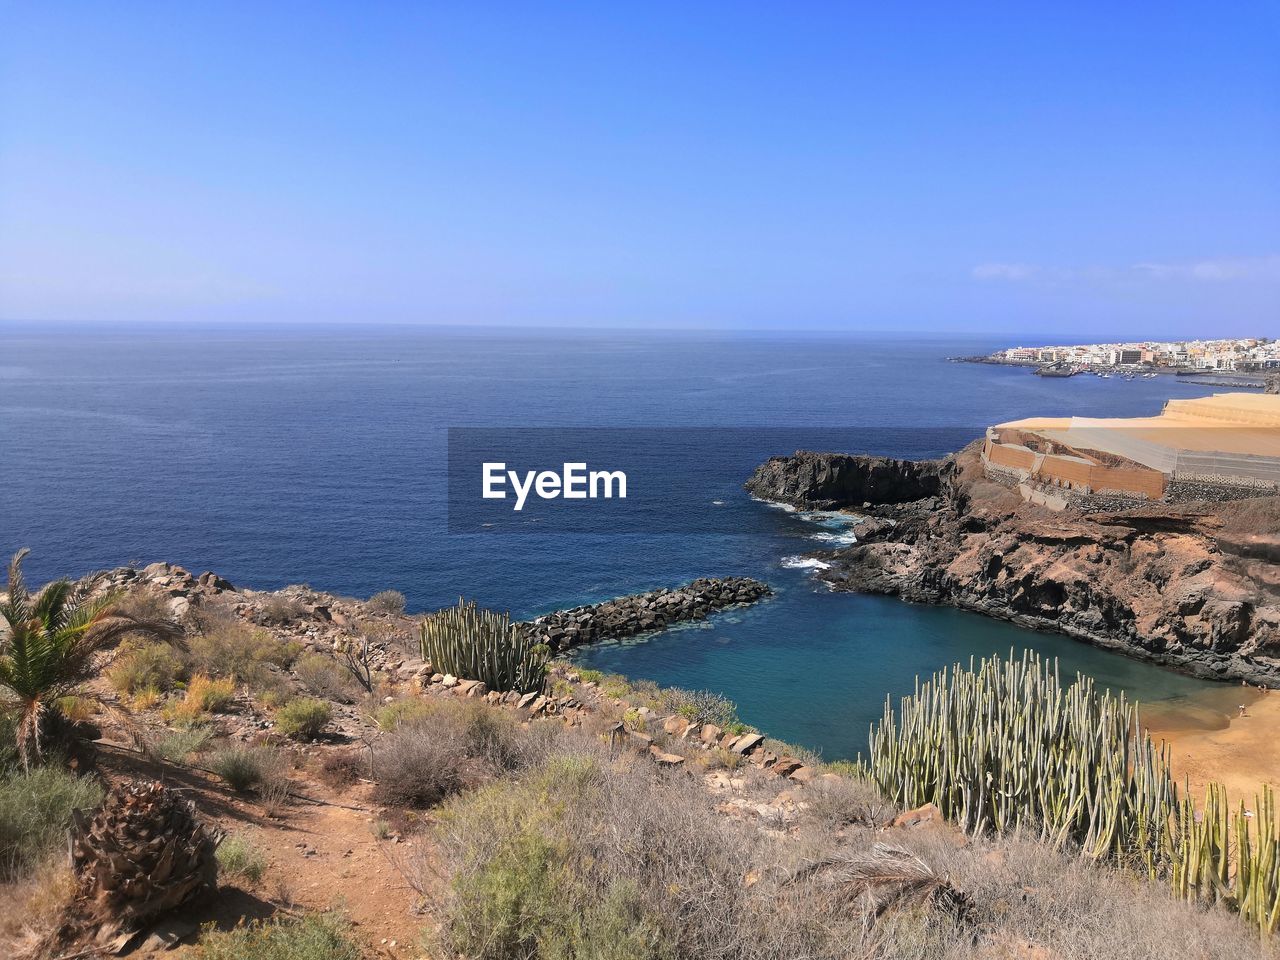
[
  {"x1": 518, "y1": 577, "x2": 771, "y2": 651},
  {"x1": 746, "y1": 447, "x2": 1280, "y2": 686}
]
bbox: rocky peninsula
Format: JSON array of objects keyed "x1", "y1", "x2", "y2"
[{"x1": 747, "y1": 447, "x2": 1280, "y2": 685}]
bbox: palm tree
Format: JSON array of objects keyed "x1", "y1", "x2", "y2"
[{"x1": 0, "y1": 548, "x2": 183, "y2": 767}]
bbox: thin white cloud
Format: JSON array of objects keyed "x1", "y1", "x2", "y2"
[
  {"x1": 973, "y1": 255, "x2": 1280, "y2": 284},
  {"x1": 972, "y1": 262, "x2": 1039, "y2": 281},
  {"x1": 1132, "y1": 255, "x2": 1280, "y2": 282}
]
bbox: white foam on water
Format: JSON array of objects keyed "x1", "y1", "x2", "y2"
[
  {"x1": 750, "y1": 495, "x2": 797, "y2": 512},
  {"x1": 781, "y1": 555, "x2": 831, "y2": 570},
  {"x1": 808, "y1": 530, "x2": 859, "y2": 546}
]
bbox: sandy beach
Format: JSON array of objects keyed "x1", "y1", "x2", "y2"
[{"x1": 1144, "y1": 685, "x2": 1280, "y2": 807}]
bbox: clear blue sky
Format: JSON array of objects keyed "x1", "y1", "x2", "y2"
[{"x1": 2, "y1": 2, "x2": 1277, "y2": 335}]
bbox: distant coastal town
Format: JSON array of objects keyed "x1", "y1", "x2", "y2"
[{"x1": 956, "y1": 337, "x2": 1279, "y2": 385}]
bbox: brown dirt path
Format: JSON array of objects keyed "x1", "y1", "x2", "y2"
[{"x1": 95, "y1": 741, "x2": 431, "y2": 959}]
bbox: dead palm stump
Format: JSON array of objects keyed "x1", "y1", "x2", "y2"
[{"x1": 66, "y1": 779, "x2": 221, "y2": 950}]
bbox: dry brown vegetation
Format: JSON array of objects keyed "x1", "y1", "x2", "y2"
[{"x1": 3, "y1": 569, "x2": 1279, "y2": 960}]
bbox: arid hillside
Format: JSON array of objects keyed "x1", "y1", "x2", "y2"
[{"x1": 1, "y1": 560, "x2": 1277, "y2": 959}]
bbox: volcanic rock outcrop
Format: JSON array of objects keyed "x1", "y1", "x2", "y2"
[
  {"x1": 748, "y1": 446, "x2": 1280, "y2": 685},
  {"x1": 745, "y1": 451, "x2": 945, "y2": 510}
]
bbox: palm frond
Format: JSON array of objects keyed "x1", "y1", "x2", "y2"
[
  {"x1": 31, "y1": 578, "x2": 74, "y2": 631},
  {"x1": 792, "y1": 843, "x2": 972, "y2": 927},
  {"x1": 1, "y1": 547, "x2": 33, "y2": 629},
  {"x1": 0, "y1": 550, "x2": 183, "y2": 766}
]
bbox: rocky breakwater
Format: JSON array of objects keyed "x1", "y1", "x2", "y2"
[
  {"x1": 519, "y1": 577, "x2": 771, "y2": 652},
  {"x1": 747, "y1": 447, "x2": 1280, "y2": 686}
]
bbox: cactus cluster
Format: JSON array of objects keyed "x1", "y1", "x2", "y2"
[
  {"x1": 419, "y1": 599, "x2": 548, "y2": 694},
  {"x1": 1172, "y1": 783, "x2": 1280, "y2": 935},
  {"x1": 865, "y1": 651, "x2": 1280, "y2": 935}
]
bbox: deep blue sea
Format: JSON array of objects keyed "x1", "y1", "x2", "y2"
[{"x1": 0, "y1": 323, "x2": 1228, "y2": 758}]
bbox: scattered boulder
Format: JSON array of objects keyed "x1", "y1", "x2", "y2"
[
  {"x1": 890, "y1": 802, "x2": 943, "y2": 829},
  {"x1": 649, "y1": 746, "x2": 685, "y2": 766}
]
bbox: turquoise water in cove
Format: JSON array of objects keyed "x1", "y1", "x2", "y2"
[{"x1": 0, "y1": 323, "x2": 1226, "y2": 759}]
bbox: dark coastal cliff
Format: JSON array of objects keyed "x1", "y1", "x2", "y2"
[
  {"x1": 744, "y1": 451, "x2": 945, "y2": 509},
  {"x1": 748, "y1": 448, "x2": 1280, "y2": 685}
]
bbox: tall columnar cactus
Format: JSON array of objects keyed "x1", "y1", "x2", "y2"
[
  {"x1": 866, "y1": 651, "x2": 1180, "y2": 866},
  {"x1": 419, "y1": 599, "x2": 548, "y2": 694},
  {"x1": 866, "y1": 651, "x2": 1280, "y2": 936}
]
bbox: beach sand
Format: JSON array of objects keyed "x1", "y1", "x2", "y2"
[{"x1": 1143, "y1": 685, "x2": 1279, "y2": 807}]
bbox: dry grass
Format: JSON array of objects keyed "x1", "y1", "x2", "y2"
[
  {"x1": 259, "y1": 594, "x2": 305, "y2": 625},
  {"x1": 372, "y1": 699, "x2": 555, "y2": 809},
  {"x1": 1219, "y1": 495, "x2": 1280, "y2": 536},
  {"x1": 0, "y1": 855, "x2": 75, "y2": 957},
  {"x1": 431, "y1": 737, "x2": 770, "y2": 960},
  {"x1": 106, "y1": 639, "x2": 186, "y2": 695},
  {"x1": 316, "y1": 748, "x2": 367, "y2": 789},
  {"x1": 187, "y1": 621, "x2": 294, "y2": 688},
  {"x1": 167, "y1": 674, "x2": 236, "y2": 722},
  {"x1": 365, "y1": 590, "x2": 406, "y2": 615},
  {"x1": 804, "y1": 773, "x2": 891, "y2": 830},
  {"x1": 114, "y1": 583, "x2": 174, "y2": 623},
  {"x1": 413, "y1": 697, "x2": 1277, "y2": 960},
  {"x1": 293, "y1": 653, "x2": 358, "y2": 703}
]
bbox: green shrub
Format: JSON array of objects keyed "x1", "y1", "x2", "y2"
[
  {"x1": 275, "y1": 698, "x2": 332, "y2": 740},
  {"x1": 149, "y1": 725, "x2": 214, "y2": 764},
  {"x1": 259, "y1": 595, "x2": 305, "y2": 625},
  {"x1": 0, "y1": 765, "x2": 104, "y2": 880},
  {"x1": 216, "y1": 832, "x2": 267, "y2": 884},
  {"x1": 372, "y1": 700, "x2": 534, "y2": 808},
  {"x1": 190, "y1": 674, "x2": 236, "y2": 712},
  {"x1": 366, "y1": 589, "x2": 406, "y2": 615},
  {"x1": 374, "y1": 697, "x2": 437, "y2": 731},
  {"x1": 107, "y1": 641, "x2": 186, "y2": 695},
  {"x1": 210, "y1": 747, "x2": 278, "y2": 793},
  {"x1": 194, "y1": 912, "x2": 360, "y2": 960},
  {"x1": 575, "y1": 668, "x2": 604, "y2": 684},
  {"x1": 824, "y1": 758, "x2": 862, "y2": 778},
  {"x1": 188, "y1": 624, "x2": 286, "y2": 687},
  {"x1": 293, "y1": 653, "x2": 356, "y2": 703},
  {"x1": 599, "y1": 677, "x2": 632, "y2": 700},
  {"x1": 659, "y1": 687, "x2": 740, "y2": 728},
  {"x1": 435, "y1": 747, "x2": 750, "y2": 960}
]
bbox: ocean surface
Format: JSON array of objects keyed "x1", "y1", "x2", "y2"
[{"x1": 0, "y1": 323, "x2": 1229, "y2": 758}]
